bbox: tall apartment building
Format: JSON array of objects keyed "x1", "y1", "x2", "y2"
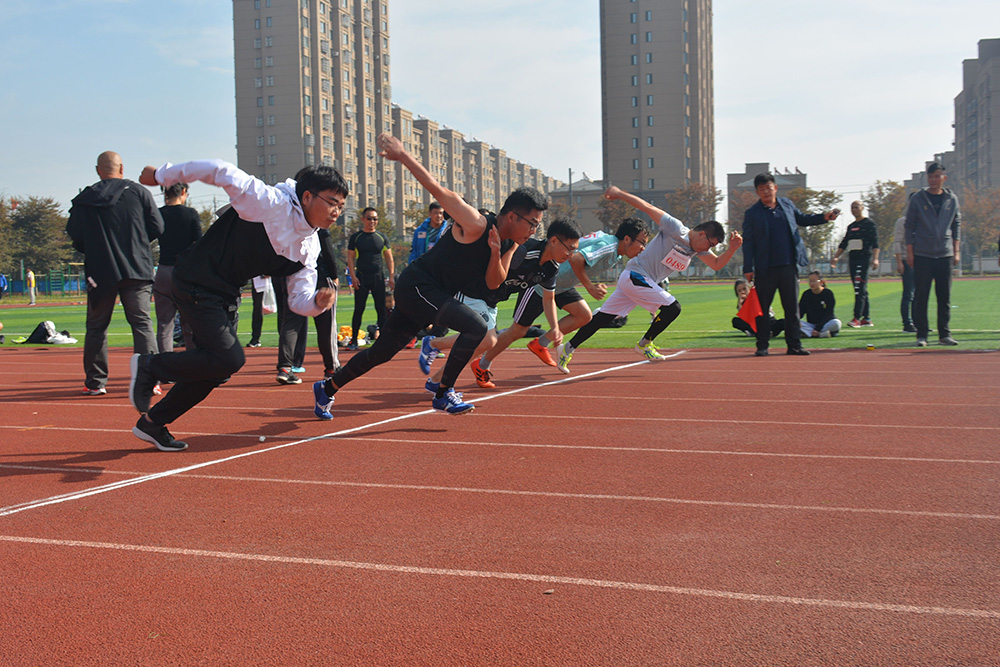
[
  {"x1": 234, "y1": 0, "x2": 560, "y2": 236},
  {"x1": 954, "y1": 38, "x2": 1000, "y2": 192},
  {"x1": 233, "y1": 0, "x2": 393, "y2": 218},
  {"x1": 600, "y1": 0, "x2": 714, "y2": 205}
]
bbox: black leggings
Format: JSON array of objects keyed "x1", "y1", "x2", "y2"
[{"x1": 330, "y1": 296, "x2": 487, "y2": 393}]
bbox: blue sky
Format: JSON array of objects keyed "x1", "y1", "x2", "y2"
[{"x1": 2, "y1": 0, "x2": 997, "y2": 219}]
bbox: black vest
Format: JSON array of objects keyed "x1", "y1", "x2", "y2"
[{"x1": 174, "y1": 206, "x2": 305, "y2": 298}]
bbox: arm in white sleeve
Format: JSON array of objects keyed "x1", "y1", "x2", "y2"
[{"x1": 285, "y1": 264, "x2": 324, "y2": 318}]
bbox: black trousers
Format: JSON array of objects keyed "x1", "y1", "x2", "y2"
[
  {"x1": 754, "y1": 264, "x2": 802, "y2": 351},
  {"x1": 147, "y1": 281, "x2": 244, "y2": 425},
  {"x1": 849, "y1": 252, "x2": 871, "y2": 320},
  {"x1": 273, "y1": 276, "x2": 307, "y2": 369},
  {"x1": 351, "y1": 271, "x2": 387, "y2": 339},
  {"x1": 913, "y1": 255, "x2": 953, "y2": 339}
]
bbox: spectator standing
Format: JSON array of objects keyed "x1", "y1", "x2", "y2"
[
  {"x1": 345, "y1": 208, "x2": 394, "y2": 349},
  {"x1": 832, "y1": 201, "x2": 879, "y2": 328},
  {"x1": 27, "y1": 268, "x2": 36, "y2": 305},
  {"x1": 154, "y1": 182, "x2": 203, "y2": 352},
  {"x1": 891, "y1": 214, "x2": 917, "y2": 332},
  {"x1": 741, "y1": 172, "x2": 839, "y2": 356},
  {"x1": 66, "y1": 151, "x2": 162, "y2": 395},
  {"x1": 904, "y1": 162, "x2": 960, "y2": 347}
]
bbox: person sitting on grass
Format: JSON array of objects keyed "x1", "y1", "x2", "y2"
[
  {"x1": 732, "y1": 277, "x2": 784, "y2": 339},
  {"x1": 798, "y1": 271, "x2": 841, "y2": 338}
]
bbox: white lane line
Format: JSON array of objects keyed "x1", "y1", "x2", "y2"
[
  {"x1": 3, "y1": 466, "x2": 996, "y2": 521},
  {"x1": 0, "y1": 359, "x2": 653, "y2": 518},
  {"x1": 2, "y1": 534, "x2": 997, "y2": 619}
]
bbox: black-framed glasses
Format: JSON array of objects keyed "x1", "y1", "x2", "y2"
[
  {"x1": 513, "y1": 211, "x2": 542, "y2": 231},
  {"x1": 554, "y1": 237, "x2": 578, "y2": 253},
  {"x1": 312, "y1": 191, "x2": 345, "y2": 212}
]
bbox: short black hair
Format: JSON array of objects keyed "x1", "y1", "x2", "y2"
[
  {"x1": 545, "y1": 218, "x2": 582, "y2": 241},
  {"x1": 499, "y1": 186, "x2": 548, "y2": 216},
  {"x1": 614, "y1": 217, "x2": 648, "y2": 242},
  {"x1": 429, "y1": 202, "x2": 443, "y2": 211},
  {"x1": 733, "y1": 276, "x2": 750, "y2": 295},
  {"x1": 163, "y1": 182, "x2": 188, "y2": 199},
  {"x1": 927, "y1": 161, "x2": 946, "y2": 175},
  {"x1": 692, "y1": 220, "x2": 725, "y2": 245},
  {"x1": 753, "y1": 172, "x2": 775, "y2": 188},
  {"x1": 360, "y1": 206, "x2": 378, "y2": 219},
  {"x1": 294, "y1": 165, "x2": 349, "y2": 203}
]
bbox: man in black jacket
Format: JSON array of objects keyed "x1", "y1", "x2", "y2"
[{"x1": 67, "y1": 151, "x2": 163, "y2": 396}]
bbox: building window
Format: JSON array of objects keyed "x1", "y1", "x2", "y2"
[
  {"x1": 266, "y1": 16, "x2": 272, "y2": 27},
  {"x1": 630, "y1": 34, "x2": 637, "y2": 44},
  {"x1": 255, "y1": 19, "x2": 261, "y2": 29},
  {"x1": 647, "y1": 115, "x2": 654, "y2": 126},
  {"x1": 647, "y1": 95, "x2": 653, "y2": 105},
  {"x1": 632, "y1": 117, "x2": 639, "y2": 128},
  {"x1": 268, "y1": 115, "x2": 276, "y2": 125},
  {"x1": 254, "y1": 38, "x2": 262, "y2": 48},
  {"x1": 257, "y1": 136, "x2": 265, "y2": 146},
  {"x1": 265, "y1": 36, "x2": 272, "y2": 47},
  {"x1": 645, "y1": 10, "x2": 652, "y2": 20},
  {"x1": 254, "y1": 0, "x2": 260, "y2": 8},
  {"x1": 630, "y1": 13, "x2": 637, "y2": 23},
  {"x1": 647, "y1": 158, "x2": 654, "y2": 168},
  {"x1": 257, "y1": 155, "x2": 265, "y2": 166},
  {"x1": 646, "y1": 73, "x2": 653, "y2": 84},
  {"x1": 266, "y1": 76, "x2": 274, "y2": 86},
  {"x1": 268, "y1": 95, "x2": 275, "y2": 106},
  {"x1": 645, "y1": 32, "x2": 652, "y2": 42},
  {"x1": 256, "y1": 116, "x2": 264, "y2": 127},
  {"x1": 631, "y1": 97, "x2": 638, "y2": 107},
  {"x1": 646, "y1": 52, "x2": 652, "y2": 63},
  {"x1": 256, "y1": 97, "x2": 264, "y2": 107},
  {"x1": 630, "y1": 54, "x2": 638, "y2": 65},
  {"x1": 268, "y1": 135, "x2": 276, "y2": 145},
  {"x1": 648, "y1": 179, "x2": 655, "y2": 189},
  {"x1": 255, "y1": 77, "x2": 262, "y2": 88},
  {"x1": 255, "y1": 58, "x2": 262, "y2": 68},
  {"x1": 647, "y1": 136, "x2": 654, "y2": 147},
  {"x1": 633, "y1": 179, "x2": 640, "y2": 189},
  {"x1": 632, "y1": 138, "x2": 639, "y2": 149},
  {"x1": 631, "y1": 75, "x2": 638, "y2": 86},
  {"x1": 266, "y1": 56, "x2": 273, "y2": 66},
  {"x1": 270, "y1": 154, "x2": 278, "y2": 165},
  {"x1": 632, "y1": 159, "x2": 639, "y2": 169}
]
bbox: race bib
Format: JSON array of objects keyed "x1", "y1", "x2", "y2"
[{"x1": 661, "y1": 247, "x2": 692, "y2": 272}]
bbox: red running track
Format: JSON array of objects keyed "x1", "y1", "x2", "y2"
[{"x1": 1, "y1": 345, "x2": 998, "y2": 666}]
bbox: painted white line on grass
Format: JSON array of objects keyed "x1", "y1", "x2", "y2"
[
  {"x1": 2, "y1": 534, "x2": 997, "y2": 619},
  {"x1": 0, "y1": 358, "x2": 656, "y2": 518}
]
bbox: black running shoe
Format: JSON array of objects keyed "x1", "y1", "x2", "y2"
[
  {"x1": 276, "y1": 368, "x2": 302, "y2": 385},
  {"x1": 129, "y1": 354, "x2": 158, "y2": 413},
  {"x1": 132, "y1": 417, "x2": 188, "y2": 452}
]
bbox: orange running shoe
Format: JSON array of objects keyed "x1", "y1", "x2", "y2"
[
  {"x1": 470, "y1": 357, "x2": 496, "y2": 389},
  {"x1": 527, "y1": 337, "x2": 556, "y2": 367}
]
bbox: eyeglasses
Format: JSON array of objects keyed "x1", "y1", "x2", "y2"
[
  {"x1": 312, "y1": 191, "x2": 345, "y2": 212},
  {"x1": 554, "y1": 237, "x2": 578, "y2": 253},
  {"x1": 364, "y1": 216, "x2": 378, "y2": 221},
  {"x1": 512, "y1": 211, "x2": 542, "y2": 231}
]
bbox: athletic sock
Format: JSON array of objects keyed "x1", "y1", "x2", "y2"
[
  {"x1": 478, "y1": 355, "x2": 492, "y2": 371},
  {"x1": 537, "y1": 334, "x2": 551, "y2": 347}
]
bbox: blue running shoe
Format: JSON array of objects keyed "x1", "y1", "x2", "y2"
[
  {"x1": 313, "y1": 380, "x2": 334, "y2": 420},
  {"x1": 431, "y1": 388, "x2": 474, "y2": 415},
  {"x1": 418, "y1": 336, "x2": 440, "y2": 375},
  {"x1": 291, "y1": 366, "x2": 306, "y2": 374}
]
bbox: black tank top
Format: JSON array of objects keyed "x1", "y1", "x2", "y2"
[{"x1": 406, "y1": 213, "x2": 511, "y2": 296}]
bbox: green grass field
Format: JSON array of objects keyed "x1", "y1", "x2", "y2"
[{"x1": 1, "y1": 276, "x2": 997, "y2": 351}]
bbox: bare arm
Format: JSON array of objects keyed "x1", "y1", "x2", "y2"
[
  {"x1": 569, "y1": 252, "x2": 606, "y2": 300},
  {"x1": 484, "y1": 227, "x2": 518, "y2": 290},
  {"x1": 345, "y1": 247, "x2": 358, "y2": 291},
  {"x1": 378, "y1": 133, "x2": 485, "y2": 243},
  {"x1": 697, "y1": 230, "x2": 743, "y2": 272},
  {"x1": 383, "y1": 245, "x2": 395, "y2": 289},
  {"x1": 542, "y1": 290, "x2": 562, "y2": 346},
  {"x1": 604, "y1": 185, "x2": 667, "y2": 221}
]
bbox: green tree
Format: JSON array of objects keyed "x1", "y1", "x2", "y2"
[
  {"x1": 547, "y1": 199, "x2": 578, "y2": 226},
  {"x1": 861, "y1": 180, "x2": 906, "y2": 251},
  {"x1": 9, "y1": 196, "x2": 73, "y2": 274},
  {"x1": 785, "y1": 187, "x2": 839, "y2": 267},
  {"x1": 198, "y1": 206, "x2": 216, "y2": 233},
  {"x1": 0, "y1": 197, "x2": 13, "y2": 274},
  {"x1": 594, "y1": 194, "x2": 636, "y2": 234},
  {"x1": 958, "y1": 185, "x2": 1000, "y2": 273},
  {"x1": 727, "y1": 189, "x2": 759, "y2": 227},
  {"x1": 664, "y1": 182, "x2": 723, "y2": 225}
]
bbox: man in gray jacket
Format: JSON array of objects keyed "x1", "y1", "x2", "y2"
[
  {"x1": 67, "y1": 151, "x2": 163, "y2": 395},
  {"x1": 904, "y1": 162, "x2": 960, "y2": 347}
]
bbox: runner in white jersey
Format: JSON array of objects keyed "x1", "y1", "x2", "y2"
[
  {"x1": 556, "y1": 185, "x2": 743, "y2": 373},
  {"x1": 524, "y1": 218, "x2": 649, "y2": 369}
]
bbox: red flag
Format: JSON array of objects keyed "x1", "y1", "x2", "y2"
[{"x1": 737, "y1": 286, "x2": 763, "y2": 333}]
